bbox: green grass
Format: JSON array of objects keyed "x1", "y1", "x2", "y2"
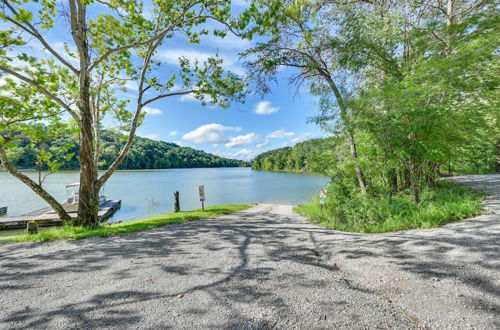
[
  {"x1": 3, "y1": 204, "x2": 250, "y2": 242},
  {"x1": 0, "y1": 228, "x2": 27, "y2": 238},
  {"x1": 294, "y1": 182, "x2": 485, "y2": 233}
]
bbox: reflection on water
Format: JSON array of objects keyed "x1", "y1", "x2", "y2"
[{"x1": 0, "y1": 168, "x2": 329, "y2": 222}]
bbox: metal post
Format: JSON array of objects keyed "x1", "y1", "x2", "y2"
[
  {"x1": 174, "y1": 191, "x2": 180, "y2": 212},
  {"x1": 319, "y1": 188, "x2": 327, "y2": 216},
  {"x1": 199, "y1": 185, "x2": 205, "y2": 211}
]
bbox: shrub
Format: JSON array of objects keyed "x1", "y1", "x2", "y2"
[{"x1": 295, "y1": 180, "x2": 484, "y2": 233}]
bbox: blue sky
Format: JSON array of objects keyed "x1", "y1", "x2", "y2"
[
  {"x1": 127, "y1": 16, "x2": 325, "y2": 161},
  {"x1": 1, "y1": 1, "x2": 326, "y2": 161},
  {"x1": 136, "y1": 86, "x2": 323, "y2": 161}
]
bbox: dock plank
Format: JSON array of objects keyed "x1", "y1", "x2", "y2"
[{"x1": 0, "y1": 200, "x2": 121, "y2": 230}]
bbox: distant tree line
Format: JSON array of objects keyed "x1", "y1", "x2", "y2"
[
  {"x1": 253, "y1": 136, "x2": 499, "y2": 176},
  {"x1": 3, "y1": 130, "x2": 249, "y2": 171},
  {"x1": 252, "y1": 138, "x2": 338, "y2": 172}
]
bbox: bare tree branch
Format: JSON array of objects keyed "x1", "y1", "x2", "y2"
[
  {"x1": 0, "y1": 143, "x2": 71, "y2": 222},
  {"x1": 88, "y1": 1, "x2": 238, "y2": 73},
  {"x1": 1, "y1": 0, "x2": 79, "y2": 75},
  {"x1": 97, "y1": 32, "x2": 165, "y2": 188},
  {"x1": 141, "y1": 89, "x2": 196, "y2": 107},
  {"x1": 2, "y1": 110, "x2": 65, "y2": 126}
]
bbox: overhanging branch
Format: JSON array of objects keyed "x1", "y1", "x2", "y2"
[
  {"x1": 141, "y1": 89, "x2": 196, "y2": 107},
  {"x1": 1, "y1": 0, "x2": 79, "y2": 75},
  {"x1": 0, "y1": 65, "x2": 80, "y2": 121}
]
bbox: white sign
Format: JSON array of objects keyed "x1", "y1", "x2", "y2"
[
  {"x1": 320, "y1": 188, "x2": 327, "y2": 199},
  {"x1": 199, "y1": 185, "x2": 205, "y2": 201}
]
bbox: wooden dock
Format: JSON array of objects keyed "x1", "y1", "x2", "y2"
[{"x1": 0, "y1": 200, "x2": 121, "y2": 230}]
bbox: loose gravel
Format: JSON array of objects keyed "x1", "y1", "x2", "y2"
[{"x1": 0, "y1": 175, "x2": 498, "y2": 329}]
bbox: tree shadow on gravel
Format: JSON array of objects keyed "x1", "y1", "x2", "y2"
[
  {"x1": 0, "y1": 211, "x2": 349, "y2": 328},
  {"x1": 314, "y1": 175, "x2": 500, "y2": 319},
  {"x1": 1, "y1": 290, "x2": 157, "y2": 330},
  {"x1": 1, "y1": 175, "x2": 499, "y2": 329},
  {"x1": 0, "y1": 209, "x2": 404, "y2": 329}
]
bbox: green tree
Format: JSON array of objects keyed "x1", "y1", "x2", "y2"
[
  {"x1": 252, "y1": 0, "x2": 498, "y2": 207},
  {"x1": 242, "y1": 0, "x2": 368, "y2": 193},
  {"x1": 344, "y1": 1, "x2": 499, "y2": 202},
  {"x1": 0, "y1": 0, "x2": 247, "y2": 226}
]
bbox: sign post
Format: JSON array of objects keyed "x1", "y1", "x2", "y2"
[
  {"x1": 319, "y1": 188, "x2": 327, "y2": 214},
  {"x1": 199, "y1": 185, "x2": 205, "y2": 211}
]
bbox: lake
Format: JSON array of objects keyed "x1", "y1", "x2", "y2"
[{"x1": 0, "y1": 168, "x2": 329, "y2": 221}]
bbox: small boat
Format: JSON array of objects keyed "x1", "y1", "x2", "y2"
[
  {"x1": 65, "y1": 182, "x2": 108, "y2": 205},
  {"x1": 0, "y1": 206, "x2": 7, "y2": 216},
  {"x1": 0, "y1": 184, "x2": 121, "y2": 230}
]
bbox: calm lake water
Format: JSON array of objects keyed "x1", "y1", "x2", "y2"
[{"x1": 0, "y1": 168, "x2": 329, "y2": 221}]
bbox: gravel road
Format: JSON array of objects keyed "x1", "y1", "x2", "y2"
[{"x1": 0, "y1": 175, "x2": 498, "y2": 329}]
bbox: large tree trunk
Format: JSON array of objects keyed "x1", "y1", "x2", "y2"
[
  {"x1": 0, "y1": 145, "x2": 72, "y2": 222},
  {"x1": 70, "y1": 0, "x2": 100, "y2": 226},
  {"x1": 389, "y1": 167, "x2": 398, "y2": 198},
  {"x1": 400, "y1": 168, "x2": 411, "y2": 191},
  {"x1": 322, "y1": 72, "x2": 368, "y2": 194},
  {"x1": 410, "y1": 177, "x2": 420, "y2": 204},
  {"x1": 408, "y1": 163, "x2": 421, "y2": 204},
  {"x1": 445, "y1": 0, "x2": 454, "y2": 55},
  {"x1": 348, "y1": 132, "x2": 368, "y2": 194},
  {"x1": 78, "y1": 107, "x2": 99, "y2": 226}
]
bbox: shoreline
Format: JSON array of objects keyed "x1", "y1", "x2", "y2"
[{"x1": 0, "y1": 166, "x2": 252, "y2": 173}]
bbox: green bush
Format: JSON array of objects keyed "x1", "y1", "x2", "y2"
[{"x1": 295, "y1": 180, "x2": 484, "y2": 233}]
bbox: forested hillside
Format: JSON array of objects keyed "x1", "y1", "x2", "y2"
[
  {"x1": 4, "y1": 130, "x2": 249, "y2": 170},
  {"x1": 252, "y1": 138, "x2": 337, "y2": 172},
  {"x1": 254, "y1": 135, "x2": 499, "y2": 175}
]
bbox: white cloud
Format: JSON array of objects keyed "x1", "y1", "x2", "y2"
[
  {"x1": 182, "y1": 123, "x2": 241, "y2": 144},
  {"x1": 124, "y1": 80, "x2": 139, "y2": 91},
  {"x1": 138, "y1": 133, "x2": 160, "y2": 141},
  {"x1": 213, "y1": 150, "x2": 228, "y2": 157},
  {"x1": 169, "y1": 130, "x2": 178, "y2": 136},
  {"x1": 231, "y1": 0, "x2": 250, "y2": 7},
  {"x1": 205, "y1": 33, "x2": 251, "y2": 50},
  {"x1": 291, "y1": 133, "x2": 315, "y2": 145},
  {"x1": 225, "y1": 133, "x2": 259, "y2": 148},
  {"x1": 180, "y1": 94, "x2": 198, "y2": 102},
  {"x1": 231, "y1": 148, "x2": 255, "y2": 161},
  {"x1": 160, "y1": 49, "x2": 211, "y2": 64},
  {"x1": 159, "y1": 49, "x2": 245, "y2": 75},
  {"x1": 174, "y1": 140, "x2": 188, "y2": 147},
  {"x1": 267, "y1": 130, "x2": 295, "y2": 139},
  {"x1": 214, "y1": 148, "x2": 255, "y2": 161},
  {"x1": 179, "y1": 93, "x2": 215, "y2": 104},
  {"x1": 254, "y1": 101, "x2": 279, "y2": 115},
  {"x1": 256, "y1": 140, "x2": 269, "y2": 149},
  {"x1": 279, "y1": 142, "x2": 293, "y2": 148},
  {"x1": 143, "y1": 106, "x2": 163, "y2": 116}
]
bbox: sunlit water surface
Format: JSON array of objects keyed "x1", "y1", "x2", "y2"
[{"x1": 0, "y1": 168, "x2": 329, "y2": 222}]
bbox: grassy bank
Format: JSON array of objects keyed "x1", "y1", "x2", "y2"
[
  {"x1": 294, "y1": 181, "x2": 484, "y2": 233},
  {"x1": 4, "y1": 204, "x2": 250, "y2": 242}
]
